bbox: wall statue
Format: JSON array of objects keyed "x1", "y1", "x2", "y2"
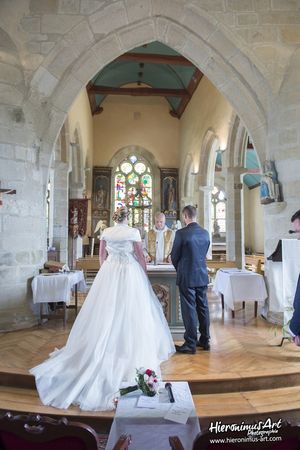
[{"x1": 260, "y1": 160, "x2": 281, "y2": 205}]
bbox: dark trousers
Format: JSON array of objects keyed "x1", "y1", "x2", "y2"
[
  {"x1": 179, "y1": 285, "x2": 210, "y2": 349},
  {"x1": 289, "y1": 275, "x2": 300, "y2": 335}
]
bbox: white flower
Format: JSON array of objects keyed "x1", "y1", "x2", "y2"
[
  {"x1": 137, "y1": 367, "x2": 145, "y2": 375},
  {"x1": 144, "y1": 374, "x2": 149, "y2": 382}
]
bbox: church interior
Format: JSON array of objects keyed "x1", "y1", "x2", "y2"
[{"x1": 1, "y1": 0, "x2": 300, "y2": 447}]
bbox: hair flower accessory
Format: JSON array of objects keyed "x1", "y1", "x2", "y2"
[{"x1": 119, "y1": 367, "x2": 159, "y2": 397}]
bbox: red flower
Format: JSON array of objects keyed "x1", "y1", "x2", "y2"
[{"x1": 145, "y1": 369, "x2": 152, "y2": 376}]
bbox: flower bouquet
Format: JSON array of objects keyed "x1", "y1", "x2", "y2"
[{"x1": 120, "y1": 367, "x2": 159, "y2": 397}]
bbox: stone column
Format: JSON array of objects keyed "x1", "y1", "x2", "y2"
[
  {"x1": 52, "y1": 161, "x2": 69, "y2": 264},
  {"x1": 199, "y1": 185, "x2": 214, "y2": 258},
  {"x1": 225, "y1": 167, "x2": 244, "y2": 267},
  {"x1": 0, "y1": 143, "x2": 47, "y2": 331}
]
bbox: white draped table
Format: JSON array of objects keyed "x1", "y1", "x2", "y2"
[
  {"x1": 213, "y1": 268, "x2": 267, "y2": 318},
  {"x1": 106, "y1": 381, "x2": 200, "y2": 450},
  {"x1": 31, "y1": 270, "x2": 86, "y2": 325}
]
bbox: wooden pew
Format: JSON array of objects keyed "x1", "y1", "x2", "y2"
[
  {"x1": 76, "y1": 256, "x2": 100, "y2": 284},
  {"x1": 206, "y1": 260, "x2": 237, "y2": 270},
  {"x1": 245, "y1": 254, "x2": 264, "y2": 274}
]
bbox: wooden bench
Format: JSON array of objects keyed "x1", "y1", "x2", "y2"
[
  {"x1": 245, "y1": 254, "x2": 264, "y2": 275},
  {"x1": 76, "y1": 257, "x2": 100, "y2": 284},
  {"x1": 206, "y1": 260, "x2": 237, "y2": 271}
]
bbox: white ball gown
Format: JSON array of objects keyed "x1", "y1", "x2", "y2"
[{"x1": 30, "y1": 224, "x2": 175, "y2": 411}]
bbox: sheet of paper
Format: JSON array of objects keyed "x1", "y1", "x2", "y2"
[
  {"x1": 164, "y1": 401, "x2": 193, "y2": 424},
  {"x1": 136, "y1": 395, "x2": 159, "y2": 409}
]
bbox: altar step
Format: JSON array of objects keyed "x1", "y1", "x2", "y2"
[
  {"x1": 194, "y1": 386, "x2": 300, "y2": 428},
  {"x1": 1, "y1": 384, "x2": 300, "y2": 432},
  {"x1": 0, "y1": 385, "x2": 114, "y2": 432},
  {"x1": 2, "y1": 367, "x2": 300, "y2": 395}
]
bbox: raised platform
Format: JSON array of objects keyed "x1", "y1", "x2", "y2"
[{"x1": 1, "y1": 291, "x2": 300, "y2": 431}]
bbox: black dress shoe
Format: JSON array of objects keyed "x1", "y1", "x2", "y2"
[
  {"x1": 196, "y1": 341, "x2": 210, "y2": 351},
  {"x1": 175, "y1": 344, "x2": 196, "y2": 354}
]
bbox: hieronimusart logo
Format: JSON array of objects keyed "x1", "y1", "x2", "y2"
[{"x1": 208, "y1": 418, "x2": 283, "y2": 445}]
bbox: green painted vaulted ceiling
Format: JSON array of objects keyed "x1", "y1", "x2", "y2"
[
  {"x1": 87, "y1": 42, "x2": 261, "y2": 188},
  {"x1": 86, "y1": 41, "x2": 203, "y2": 118}
]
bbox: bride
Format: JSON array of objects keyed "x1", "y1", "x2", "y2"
[{"x1": 30, "y1": 206, "x2": 175, "y2": 411}]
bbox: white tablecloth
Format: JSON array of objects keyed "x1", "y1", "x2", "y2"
[
  {"x1": 106, "y1": 381, "x2": 200, "y2": 450},
  {"x1": 213, "y1": 268, "x2": 267, "y2": 311},
  {"x1": 32, "y1": 270, "x2": 86, "y2": 305},
  {"x1": 265, "y1": 239, "x2": 300, "y2": 316}
]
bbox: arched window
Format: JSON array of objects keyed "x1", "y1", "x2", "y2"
[
  {"x1": 211, "y1": 186, "x2": 226, "y2": 238},
  {"x1": 114, "y1": 154, "x2": 152, "y2": 232}
]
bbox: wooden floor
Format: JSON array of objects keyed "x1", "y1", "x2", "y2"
[{"x1": 1, "y1": 289, "x2": 300, "y2": 430}]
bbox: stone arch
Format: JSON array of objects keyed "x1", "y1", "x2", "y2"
[
  {"x1": 25, "y1": 3, "x2": 269, "y2": 174},
  {"x1": 109, "y1": 145, "x2": 160, "y2": 214},
  {"x1": 198, "y1": 129, "x2": 220, "y2": 189},
  {"x1": 196, "y1": 129, "x2": 220, "y2": 239},
  {"x1": 181, "y1": 153, "x2": 194, "y2": 206}
]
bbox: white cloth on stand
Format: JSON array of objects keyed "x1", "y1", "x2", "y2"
[
  {"x1": 213, "y1": 269, "x2": 267, "y2": 311},
  {"x1": 282, "y1": 239, "x2": 300, "y2": 327},
  {"x1": 266, "y1": 239, "x2": 300, "y2": 316},
  {"x1": 31, "y1": 271, "x2": 86, "y2": 305}
]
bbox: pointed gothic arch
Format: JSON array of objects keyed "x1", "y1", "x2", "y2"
[{"x1": 23, "y1": 5, "x2": 268, "y2": 177}]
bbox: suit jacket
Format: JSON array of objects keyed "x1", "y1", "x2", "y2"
[{"x1": 171, "y1": 222, "x2": 210, "y2": 288}]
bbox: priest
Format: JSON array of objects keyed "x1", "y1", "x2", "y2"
[{"x1": 145, "y1": 212, "x2": 175, "y2": 264}]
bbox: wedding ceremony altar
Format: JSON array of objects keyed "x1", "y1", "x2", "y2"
[{"x1": 106, "y1": 381, "x2": 200, "y2": 450}]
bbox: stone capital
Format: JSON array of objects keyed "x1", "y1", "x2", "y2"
[{"x1": 199, "y1": 185, "x2": 214, "y2": 193}]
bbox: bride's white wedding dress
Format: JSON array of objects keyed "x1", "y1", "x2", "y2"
[{"x1": 30, "y1": 224, "x2": 175, "y2": 411}]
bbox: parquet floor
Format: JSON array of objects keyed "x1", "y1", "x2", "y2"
[{"x1": 1, "y1": 289, "x2": 300, "y2": 428}]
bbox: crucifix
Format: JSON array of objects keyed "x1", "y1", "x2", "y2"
[{"x1": 0, "y1": 182, "x2": 16, "y2": 206}]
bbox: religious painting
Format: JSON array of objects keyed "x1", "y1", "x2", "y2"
[
  {"x1": 68, "y1": 199, "x2": 88, "y2": 238},
  {"x1": 92, "y1": 167, "x2": 112, "y2": 234},
  {"x1": 160, "y1": 168, "x2": 179, "y2": 227},
  {"x1": 93, "y1": 168, "x2": 112, "y2": 210}
]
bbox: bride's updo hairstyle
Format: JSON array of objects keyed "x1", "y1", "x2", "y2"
[{"x1": 112, "y1": 206, "x2": 130, "y2": 223}]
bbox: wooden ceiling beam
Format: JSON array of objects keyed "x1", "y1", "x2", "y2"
[
  {"x1": 88, "y1": 85, "x2": 189, "y2": 98},
  {"x1": 86, "y1": 83, "x2": 103, "y2": 115},
  {"x1": 171, "y1": 68, "x2": 204, "y2": 118},
  {"x1": 117, "y1": 53, "x2": 194, "y2": 66}
]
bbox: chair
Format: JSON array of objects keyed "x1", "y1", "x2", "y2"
[
  {"x1": 0, "y1": 412, "x2": 131, "y2": 450},
  {"x1": 169, "y1": 421, "x2": 300, "y2": 450}
]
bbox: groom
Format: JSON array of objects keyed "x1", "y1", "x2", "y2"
[{"x1": 171, "y1": 205, "x2": 210, "y2": 354}]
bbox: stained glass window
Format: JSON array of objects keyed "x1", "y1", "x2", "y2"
[
  {"x1": 114, "y1": 155, "x2": 153, "y2": 233},
  {"x1": 211, "y1": 186, "x2": 226, "y2": 235}
]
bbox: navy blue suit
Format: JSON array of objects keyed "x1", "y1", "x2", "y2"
[
  {"x1": 289, "y1": 275, "x2": 300, "y2": 336},
  {"x1": 171, "y1": 222, "x2": 210, "y2": 349}
]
